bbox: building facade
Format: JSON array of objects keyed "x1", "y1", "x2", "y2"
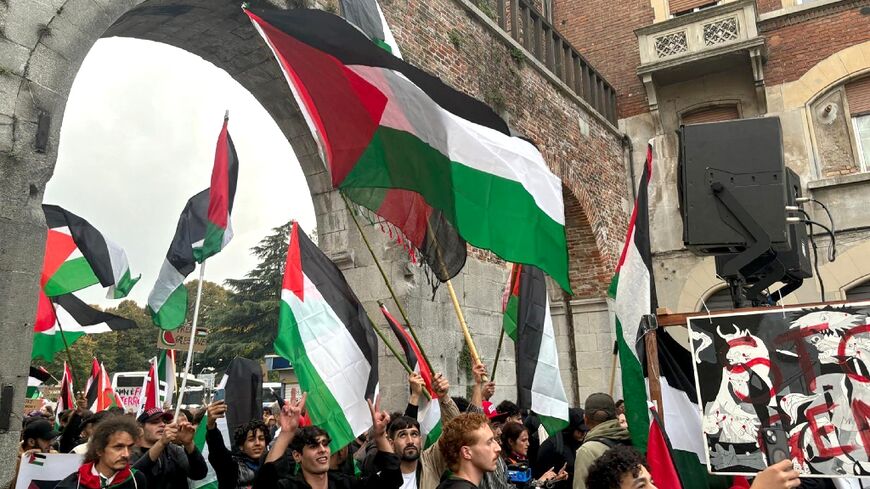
[{"x1": 551, "y1": 0, "x2": 870, "y2": 314}]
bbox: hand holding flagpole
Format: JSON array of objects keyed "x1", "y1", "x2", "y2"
[{"x1": 174, "y1": 261, "x2": 206, "y2": 419}]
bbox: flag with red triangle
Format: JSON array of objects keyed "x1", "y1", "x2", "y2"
[
  {"x1": 137, "y1": 357, "x2": 160, "y2": 418},
  {"x1": 157, "y1": 349, "x2": 177, "y2": 408},
  {"x1": 84, "y1": 357, "x2": 101, "y2": 409},
  {"x1": 55, "y1": 363, "x2": 75, "y2": 427},
  {"x1": 647, "y1": 404, "x2": 683, "y2": 489},
  {"x1": 96, "y1": 362, "x2": 124, "y2": 411}
]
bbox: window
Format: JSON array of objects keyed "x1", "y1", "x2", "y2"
[
  {"x1": 698, "y1": 287, "x2": 734, "y2": 312},
  {"x1": 670, "y1": 0, "x2": 718, "y2": 16},
  {"x1": 846, "y1": 279, "x2": 870, "y2": 302},
  {"x1": 681, "y1": 104, "x2": 740, "y2": 125},
  {"x1": 847, "y1": 77, "x2": 870, "y2": 171}
]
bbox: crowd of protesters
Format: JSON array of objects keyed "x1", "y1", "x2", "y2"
[{"x1": 13, "y1": 362, "x2": 815, "y2": 489}]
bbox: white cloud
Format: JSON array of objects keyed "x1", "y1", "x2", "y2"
[{"x1": 45, "y1": 37, "x2": 316, "y2": 308}]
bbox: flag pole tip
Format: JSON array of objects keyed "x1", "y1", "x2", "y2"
[
  {"x1": 224, "y1": 109, "x2": 230, "y2": 120},
  {"x1": 377, "y1": 300, "x2": 385, "y2": 307},
  {"x1": 241, "y1": 2, "x2": 249, "y2": 9}
]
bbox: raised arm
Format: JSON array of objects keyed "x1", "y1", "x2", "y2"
[{"x1": 265, "y1": 389, "x2": 307, "y2": 464}]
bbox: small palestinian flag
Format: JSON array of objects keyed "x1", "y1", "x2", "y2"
[
  {"x1": 84, "y1": 357, "x2": 101, "y2": 409},
  {"x1": 340, "y1": 0, "x2": 401, "y2": 57},
  {"x1": 27, "y1": 366, "x2": 52, "y2": 399},
  {"x1": 275, "y1": 222, "x2": 379, "y2": 450},
  {"x1": 137, "y1": 357, "x2": 160, "y2": 418},
  {"x1": 95, "y1": 362, "x2": 124, "y2": 411},
  {"x1": 42, "y1": 204, "x2": 140, "y2": 298},
  {"x1": 502, "y1": 264, "x2": 523, "y2": 341},
  {"x1": 381, "y1": 303, "x2": 442, "y2": 448},
  {"x1": 193, "y1": 114, "x2": 239, "y2": 263},
  {"x1": 32, "y1": 291, "x2": 138, "y2": 362},
  {"x1": 507, "y1": 264, "x2": 569, "y2": 435},
  {"x1": 245, "y1": 7, "x2": 569, "y2": 291},
  {"x1": 55, "y1": 363, "x2": 75, "y2": 426},
  {"x1": 157, "y1": 348, "x2": 177, "y2": 407}
]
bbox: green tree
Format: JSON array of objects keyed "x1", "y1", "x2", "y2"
[{"x1": 199, "y1": 221, "x2": 293, "y2": 372}]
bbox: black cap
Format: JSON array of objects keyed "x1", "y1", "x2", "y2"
[
  {"x1": 584, "y1": 393, "x2": 617, "y2": 420},
  {"x1": 23, "y1": 419, "x2": 60, "y2": 441}
]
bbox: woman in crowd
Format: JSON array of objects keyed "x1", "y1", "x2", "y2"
[{"x1": 499, "y1": 422, "x2": 567, "y2": 488}]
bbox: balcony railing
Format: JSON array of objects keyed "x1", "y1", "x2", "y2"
[{"x1": 492, "y1": 0, "x2": 618, "y2": 125}]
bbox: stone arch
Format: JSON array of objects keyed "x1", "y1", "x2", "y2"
[
  {"x1": 781, "y1": 41, "x2": 870, "y2": 110},
  {"x1": 562, "y1": 184, "x2": 611, "y2": 299}
]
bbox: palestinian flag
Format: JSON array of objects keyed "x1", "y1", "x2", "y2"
[
  {"x1": 381, "y1": 302, "x2": 442, "y2": 448},
  {"x1": 157, "y1": 348, "x2": 177, "y2": 408},
  {"x1": 502, "y1": 264, "x2": 522, "y2": 341},
  {"x1": 275, "y1": 221, "x2": 379, "y2": 450},
  {"x1": 245, "y1": 7, "x2": 571, "y2": 292},
  {"x1": 56, "y1": 362, "x2": 75, "y2": 426},
  {"x1": 27, "y1": 366, "x2": 52, "y2": 399},
  {"x1": 32, "y1": 291, "x2": 138, "y2": 362},
  {"x1": 84, "y1": 358, "x2": 101, "y2": 408},
  {"x1": 137, "y1": 357, "x2": 160, "y2": 417},
  {"x1": 508, "y1": 263, "x2": 569, "y2": 434},
  {"x1": 608, "y1": 143, "x2": 711, "y2": 486},
  {"x1": 147, "y1": 190, "x2": 208, "y2": 330},
  {"x1": 88, "y1": 362, "x2": 123, "y2": 412},
  {"x1": 191, "y1": 413, "x2": 230, "y2": 489},
  {"x1": 340, "y1": 0, "x2": 401, "y2": 56},
  {"x1": 647, "y1": 404, "x2": 683, "y2": 489},
  {"x1": 192, "y1": 115, "x2": 239, "y2": 263},
  {"x1": 42, "y1": 205, "x2": 140, "y2": 298}
]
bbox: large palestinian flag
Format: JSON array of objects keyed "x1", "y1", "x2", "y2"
[
  {"x1": 147, "y1": 117, "x2": 238, "y2": 330},
  {"x1": 275, "y1": 221, "x2": 379, "y2": 450},
  {"x1": 32, "y1": 291, "x2": 137, "y2": 361},
  {"x1": 609, "y1": 144, "x2": 711, "y2": 487},
  {"x1": 381, "y1": 302, "x2": 442, "y2": 448},
  {"x1": 42, "y1": 204, "x2": 140, "y2": 298},
  {"x1": 245, "y1": 7, "x2": 570, "y2": 292},
  {"x1": 340, "y1": 0, "x2": 401, "y2": 57},
  {"x1": 505, "y1": 263, "x2": 569, "y2": 435}
]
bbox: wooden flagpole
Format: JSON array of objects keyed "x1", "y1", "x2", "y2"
[
  {"x1": 174, "y1": 261, "x2": 206, "y2": 419},
  {"x1": 341, "y1": 193, "x2": 435, "y2": 369},
  {"x1": 608, "y1": 340, "x2": 618, "y2": 397},
  {"x1": 490, "y1": 328, "x2": 506, "y2": 380}
]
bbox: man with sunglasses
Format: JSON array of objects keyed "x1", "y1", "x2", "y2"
[{"x1": 253, "y1": 391, "x2": 403, "y2": 489}]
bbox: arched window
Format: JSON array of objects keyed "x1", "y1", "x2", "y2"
[
  {"x1": 846, "y1": 279, "x2": 870, "y2": 302},
  {"x1": 698, "y1": 286, "x2": 734, "y2": 312},
  {"x1": 846, "y1": 77, "x2": 870, "y2": 171},
  {"x1": 681, "y1": 104, "x2": 740, "y2": 125}
]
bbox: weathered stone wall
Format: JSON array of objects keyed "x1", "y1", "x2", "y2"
[{"x1": 0, "y1": 0, "x2": 627, "y2": 478}]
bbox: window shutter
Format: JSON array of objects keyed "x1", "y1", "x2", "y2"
[
  {"x1": 681, "y1": 105, "x2": 740, "y2": 124},
  {"x1": 669, "y1": 0, "x2": 717, "y2": 15},
  {"x1": 846, "y1": 77, "x2": 870, "y2": 116}
]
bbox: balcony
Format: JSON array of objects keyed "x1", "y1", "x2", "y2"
[{"x1": 635, "y1": 0, "x2": 767, "y2": 126}]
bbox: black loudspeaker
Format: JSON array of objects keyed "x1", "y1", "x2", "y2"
[
  {"x1": 781, "y1": 168, "x2": 812, "y2": 280},
  {"x1": 678, "y1": 117, "x2": 790, "y2": 255}
]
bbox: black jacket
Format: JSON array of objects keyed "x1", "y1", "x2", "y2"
[
  {"x1": 253, "y1": 450, "x2": 403, "y2": 489},
  {"x1": 131, "y1": 443, "x2": 208, "y2": 489},
  {"x1": 206, "y1": 426, "x2": 261, "y2": 489},
  {"x1": 533, "y1": 432, "x2": 581, "y2": 489},
  {"x1": 54, "y1": 463, "x2": 148, "y2": 489},
  {"x1": 436, "y1": 475, "x2": 479, "y2": 489}
]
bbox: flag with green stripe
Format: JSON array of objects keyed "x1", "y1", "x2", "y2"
[
  {"x1": 246, "y1": 7, "x2": 570, "y2": 292},
  {"x1": 41, "y1": 204, "x2": 140, "y2": 298},
  {"x1": 275, "y1": 221, "x2": 379, "y2": 451},
  {"x1": 506, "y1": 263, "x2": 569, "y2": 435}
]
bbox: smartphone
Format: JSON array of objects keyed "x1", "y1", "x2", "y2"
[
  {"x1": 270, "y1": 388, "x2": 285, "y2": 408},
  {"x1": 213, "y1": 388, "x2": 225, "y2": 402},
  {"x1": 760, "y1": 425, "x2": 790, "y2": 465}
]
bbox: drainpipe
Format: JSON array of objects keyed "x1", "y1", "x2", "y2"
[
  {"x1": 622, "y1": 134, "x2": 636, "y2": 202},
  {"x1": 562, "y1": 290, "x2": 581, "y2": 405}
]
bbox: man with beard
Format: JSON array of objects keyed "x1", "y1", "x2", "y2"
[
  {"x1": 130, "y1": 407, "x2": 208, "y2": 489},
  {"x1": 437, "y1": 413, "x2": 502, "y2": 489},
  {"x1": 388, "y1": 416, "x2": 424, "y2": 489},
  {"x1": 253, "y1": 391, "x2": 403, "y2": 489},
  {"x1": 55, "y1": 416, "x2": 148, "y2": 489},
  {"x1": 205, "y1": 400, "x2": 271, "y2": 488}
]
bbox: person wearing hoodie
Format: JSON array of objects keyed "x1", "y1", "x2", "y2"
[
  {"x1": 572, "y1": 394, "x2": 630, "y2": 489},
  {"x1": 204, "y1": 400, "x2": 271, "y2": 489},
  {"x1": 533, "y1": 408, "x2": 587, "y2": 489},
  {"x1": 55, "y1": 416, "x2": 148, "y2": 489}
]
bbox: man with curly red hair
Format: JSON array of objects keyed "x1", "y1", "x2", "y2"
[{"x1": 437, "y1": 413, "x2": 502, "y2": 489}]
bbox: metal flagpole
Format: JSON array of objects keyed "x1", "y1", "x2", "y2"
[
  {"x1": 341, "y1": 193, "x2": 435, "y2": 369},
  {"x1": 174, "y1": 260, "x2": 207, "y2": 419},
  {"x1": 490, "y1": 328, "x2": 506, "y2": 380}
]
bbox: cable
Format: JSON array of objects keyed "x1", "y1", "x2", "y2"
[
  {"x1": 789, "y1": 209, "x2": 825, "y2": 301},
  {"x1": 796, "y1": 197, "x2": 837, "y2": 261}
]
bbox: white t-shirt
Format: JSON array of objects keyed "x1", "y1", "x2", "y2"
[{"x1": 400, "y1": 470, "x2": 417, "y2": 489}]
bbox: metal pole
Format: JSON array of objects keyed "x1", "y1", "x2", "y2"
[
  {"x1": 174, "y1": 261, "x2": 206, "y2": 419},
  {"x1": 490, "y1": 327, "x2": 506, "y2": 380},
  {"x1": 341, "y1": 193, "x2": 435, "y2": 369}
]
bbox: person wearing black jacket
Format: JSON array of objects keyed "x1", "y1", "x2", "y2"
[
  {"x1": 533, "y1": 408, "x2": 586, "y2": 489},
  {"x1": 54, "y1": 416, "x2": 147, "y2": 489},
  {"x1": 253, "y1": 391, "x2": 403, "y2": 489},
  {"x1": 130, "y1": 408, "x2": 208, "y2": 489},
  {"x1": 204, "y1": 400, "x2": 270, "y2": 488}
]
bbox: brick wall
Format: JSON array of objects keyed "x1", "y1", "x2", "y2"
[
  {"x1": 760, "y1": 3, "x2": 870, "y2": 86},
  {"x1": 755, "y1": 0, "x2": 782, "y2": 14},
  {"x1": 564, "y1": 186, "x2": 610, "y2": 298},
  {"x1": 382, "y1": 0, "x2": 628, "y2": 282},
  {"x1": 551, "y1": 0, "x2": 655, "y2": 119}
]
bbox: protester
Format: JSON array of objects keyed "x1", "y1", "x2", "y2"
[
  {"x1": 72, "y1": 411, "x2": 117, "y2": 455},
  {"x1": 533, "y1": 408, "x2": 586, "y2": 489},
  {"x1": 204, "y1": 399, "x2": 271, "y2": 488},
  {"x1": 437, "y1": 412, "x2": 501, "y2": 489},
  {"x1": 59, "y1": 408, "x2": 93, "y2": 453},
  {"x1": 13, "y1": 418, "x2": 60, "y2": 484},
  {"x1": 252, "y1": 390, "x2": 403, "y2": 489},
  {"x1": 572, "y1": 394, "x2": 630, "y2": 489},
  {"x1": 499, "y1": 421, "x2": 566, "y2": 488},
  {"x1": 55, "y1": 416, "x2": 148, "y2": 489},
  {"x1": 130, "y1": 407, "x2": 207, "y2": 489},
  {"x1": 468, "y1": 364, "x2": 511, "y2": 489}
]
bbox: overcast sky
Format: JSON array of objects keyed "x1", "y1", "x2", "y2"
[{"x1": 44, "y1": 37, "x2": 316, "y2": 308}]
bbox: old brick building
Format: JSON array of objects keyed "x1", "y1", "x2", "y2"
[{"x1": 546, "y1": 0, "x2": 870, "y2": 313}]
